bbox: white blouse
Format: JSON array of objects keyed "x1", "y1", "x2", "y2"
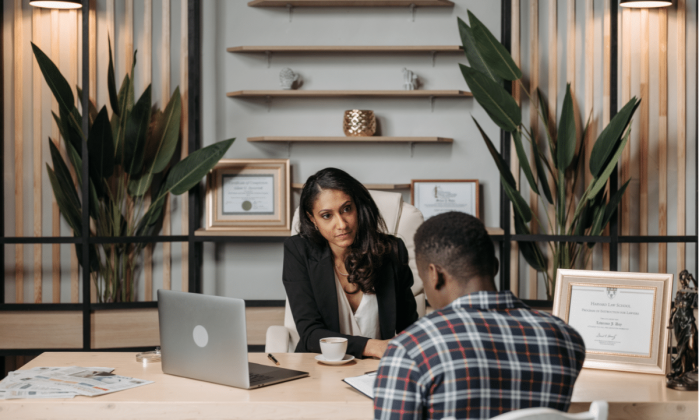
[{"x1": 334, "y1": 272, "x2": 381, "y2": 339}]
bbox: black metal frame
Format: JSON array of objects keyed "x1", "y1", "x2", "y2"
[{"x1": 1, "y1": 1, "x2": 697, "y2": 362}]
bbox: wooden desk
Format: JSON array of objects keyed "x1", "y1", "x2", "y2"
[{"x1": 1, "y1": 352, "x2": 696, "y2": 420}]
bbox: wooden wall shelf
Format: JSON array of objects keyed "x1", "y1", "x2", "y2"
[
  {"x1": 292, "y1": 182, "x2": 411, "y2": 190},
  {"x1": 228, "y1": 46, "x2": 463, "y2": 54},
  {"x1": 228, "y1": 90, "x2": 471, "y2": 98},
  {"x1": 248, "y1": 0, "x2": 454, "y2": 7},
  {"x1": 248, "y1": 136, "x2": 453, "y2": 143}
]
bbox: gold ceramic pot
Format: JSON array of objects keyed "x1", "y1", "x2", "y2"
[{"x1": 343, "y1": 110, "x2": 376, "y2": 137}]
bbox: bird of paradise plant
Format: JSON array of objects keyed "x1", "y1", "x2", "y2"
[
  {"x1": 458, "y1": 12, "x2": 639, "y2": 299},
  {"x1": 32, "y1": 39, "x2": 234, "y2": 302}
]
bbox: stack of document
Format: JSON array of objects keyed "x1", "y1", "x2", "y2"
[{"x1": 0, "y1": 366, "x2": 153, "y2": 400}]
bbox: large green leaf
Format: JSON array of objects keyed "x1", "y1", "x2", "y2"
[
  {"x1": 458, "y1": 17, "x2": 501, "y2": 84},
  {"x1": 512, "y1": 131, "x2": 539, "y2": 195},
  {"x1": 48, "y1": 140, "x2": 81, "y2": 214},
  {"x1": 589, "y1": 97, "x2": 640, "y2": 178},
  {"x1": 502, "y1": 178, "x2": 532, "y2": 223},
  {"x1": 587, "y1": 199, "x2": 607, "y2": 247},
  {"x1": 468, "y1": 11, "x2": 522, "y2": 81},
  {"x1": 164, "y1": 138, "x2": 235, "y2": 195},
  {"x1": 460, "y1": 65, "x2": 521, "y2": 132},
  {"x1": 138, "y1": 139, "x2": 236, "y2": 232},
  {"x1": 53, "y1": 109, "x2": 83, "y2": 159},
  {"x1": 537, "y1": 88, "x2": 556, "y2": 164},
  {"x1": 514, "y1": 216, "x2": 546, "y2": 271},
  {"x1": 149, "y1": 87, "x2": 182, "y2": 173},
  {"x1": 107, "y1": 36, "x2": 120, "y2": 117},
  {"x1": 46, "y1": 166, "x2": 81, "y2": 233},
  {"x1": 89, "y1": 106, "x2": 115, "y2": 180},
  {"x1": 114, "y1": 73, "x2": 131, "y2": 157},
  {"x1": 31, "y1": 42, "x2": 74, "y2": 116},
  {"x1": 587, "y1": 130, "x2": 629, "y2": 200},
  {"x1": 532, "y1": 139, "x2": 554, "y2": 205},
  {"x1": 557, "y1": 84, "x2": 576, "y2": 172},
  {"x1": 128, "y1": 173, "x2": 154, "y2": 197},
  {"x1": 602, "y1": 179, "x2": 630, "y2": 229},
  {"x1": 124, "y1": 86, "x2": 152, "y2": 175},
  {"x1": 472, "y1": 117, "x2": 517, "y2": 189}
]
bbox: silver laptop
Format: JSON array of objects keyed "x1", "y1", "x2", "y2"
[{"x1": 157, "y1": 289, "x2": 309, "y2": 389}]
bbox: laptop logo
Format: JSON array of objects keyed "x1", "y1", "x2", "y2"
[{"x1": 193, "y1": 325, "x2": 209, "y2": 348}]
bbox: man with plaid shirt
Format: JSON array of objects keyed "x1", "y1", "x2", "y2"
[{"x1": 373, "y1": 212, "x2": 586, "y2": 420}]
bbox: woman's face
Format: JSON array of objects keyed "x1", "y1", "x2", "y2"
[{"x1": 308, "y1": 188, "x2": 358, "y2": 253}]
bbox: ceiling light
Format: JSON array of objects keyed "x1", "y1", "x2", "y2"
[
  {"x1": 620, "y1": 0, "x2": 672, "y2": 8},
  {"x1": 29, "y1": 0, "x2": 82, "y2": 9}
]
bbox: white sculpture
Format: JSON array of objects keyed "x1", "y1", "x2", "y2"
[
  {"x1": 403, "y1": 68, "x2": 418, "y2": 90},
  {"x1": 279, "y1": 68, "x2": 299, "y2": 90}
]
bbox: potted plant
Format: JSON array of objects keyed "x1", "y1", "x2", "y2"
[
  {"x1": 32, "y1": 39, "x2": 234, "y2": 303},
  {"x1": 458, "y1": 12, "x2": 639, "y2": 299}
]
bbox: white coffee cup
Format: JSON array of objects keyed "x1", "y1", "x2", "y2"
[{"x1": 319, "y1": 337, "x2": 348, "y2": 361}]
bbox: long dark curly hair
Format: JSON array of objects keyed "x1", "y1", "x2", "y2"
[{"x1": 299, "y1": 168, "x2": 396, "y2": 294}]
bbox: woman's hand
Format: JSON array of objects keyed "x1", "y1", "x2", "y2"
[{"x1": 363, "y1": 339, "x2": 390, "y2": 358}]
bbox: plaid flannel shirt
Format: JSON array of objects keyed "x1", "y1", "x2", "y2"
[{"x1": 373, "y1": 291, "x2": 586, "y2": 420}]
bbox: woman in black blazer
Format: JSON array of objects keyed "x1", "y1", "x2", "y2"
[{"x1": 283, "y1": 168, "x2": 418, "y2": 358}]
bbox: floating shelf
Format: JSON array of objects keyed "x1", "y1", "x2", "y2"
[
  {"x1": 228, "y1": 90, "x2": 471, "y2": 98},
  {"x1": 248, "y1": 0, "x2": 454, "y2": 7},
  {"x1": 228, "y1": 46, "x2": 463, "y2": 54},
  {"x1": 486, "y1": 227, "x2": 505, "y2": 236},
  {"x1": 292, "y1": 182, "x2": 411, "y2": 190},
  {"x1": 194, "y1": 228, "x2": 291, "y2": 237},
  {"x1": 248, "y1": 136, "x2": 453, "y2": 143}
]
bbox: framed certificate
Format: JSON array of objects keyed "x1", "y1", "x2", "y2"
[
  {"x1": 203, "y1": 159, "x2": 291, "y2": 233},
  {"x1": 411, "y1": 180, "x2": 479, "y2": 220},
  {"x1": 552, "y1": 269, "x2": 673, "y2": 375}
]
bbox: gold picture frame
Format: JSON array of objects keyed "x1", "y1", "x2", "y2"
[
  {"x1": 552, "y1": 269, "x2": 673, "y2": 375},
  {"x1": 201, "y1": 159, "x2": 291, "y2": 235},
  {"x1": 410, "y1": 179, "x2": 480, "y2": 220}
]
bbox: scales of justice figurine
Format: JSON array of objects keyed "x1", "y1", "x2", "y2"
[{"x1": 666, "y1": 270, "x2": 698, "y2": 391}]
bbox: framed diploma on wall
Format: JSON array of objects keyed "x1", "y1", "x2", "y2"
[
  {"x1": 203, "y1": 159, "x2": 291, "y2": 234},
  {"x1": 552, "y1": 269, "x2": 673, "y2": 375},
  {"x1": 411, "y1": 180, "x2": 479, "y2": 220}
]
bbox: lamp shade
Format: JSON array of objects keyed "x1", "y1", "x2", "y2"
[
  {"x1": 29, "y1": 0, "x2": 82, "y2": 9},
  {"x1": 619, "y1": 0, "x2": 672, "y2": 7}
]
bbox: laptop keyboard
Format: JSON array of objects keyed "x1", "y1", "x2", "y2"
[{"x1": 249, "y1": 373, "x2": 274, "y2": 383}]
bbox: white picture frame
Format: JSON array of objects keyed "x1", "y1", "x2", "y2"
[{"x1": 552, "y1": 269, "x2": 673, "y2": 375}]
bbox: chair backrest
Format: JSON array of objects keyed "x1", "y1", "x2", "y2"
[
  {"x1": 285, "y1": 190, "x2": 424, "y2": 351},
  {"x1": 473, "y1": 401, "x2": 608, "y2": 420}
]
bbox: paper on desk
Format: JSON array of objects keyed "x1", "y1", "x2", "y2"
[
  {"x1": 0, "y1": 366, "x2": 151, "y2": 399},
  {"x1": 342, "y1": 372, "x2": 376, "y2": 399},
  {"x1": 0, "y1": 389, "x2": 76, "y2": 399}
]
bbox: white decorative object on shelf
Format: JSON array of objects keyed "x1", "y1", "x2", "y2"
[
  {"x1": 279, "y1": 67, "x2": 299, "y2": 89},
  {"x1": 403, "y1": 68, "x2": 418, "y2": 90}
]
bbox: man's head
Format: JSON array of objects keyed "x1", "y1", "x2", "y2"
[{"x1": 414, "y1": 211, "x2": 499, "y2": 308}]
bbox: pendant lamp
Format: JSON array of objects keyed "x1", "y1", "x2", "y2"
[
  {"x1": 619, "y1": 0, "x2": 672, "y2": 7},
  {"x1": 29, "y1": 0, "x2": 82, "y2": 9}
]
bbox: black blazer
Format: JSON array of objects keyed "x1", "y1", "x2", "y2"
[{"x1": 282, "y1": 235, "x2": 419, "y2": 358}]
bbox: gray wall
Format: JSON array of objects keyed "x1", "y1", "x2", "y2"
[{"x1": 200, "y1": 1, "x2": 504, "y2": 299}]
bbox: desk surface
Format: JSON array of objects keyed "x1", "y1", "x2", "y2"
[{"x1": 1, "y1": 352, "x2": 696, "y2": 420}]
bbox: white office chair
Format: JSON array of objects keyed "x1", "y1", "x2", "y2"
[
  {"x1": 440, "y1": 401, "x2": 608, "y2": 420},
  {"x1": 265, "y1": 190, "x2": 425, "y2": 353}
]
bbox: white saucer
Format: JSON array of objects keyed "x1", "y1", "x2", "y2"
[{"x1": 315, "y1": 354, "x2": 355, "y2": 365}]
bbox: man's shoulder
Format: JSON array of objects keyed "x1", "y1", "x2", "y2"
[{"x1": 392, "y1": 303, "x2": 585, "y2": 353}]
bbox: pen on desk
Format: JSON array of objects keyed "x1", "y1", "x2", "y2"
[
  {"x1": 267, "y1": 353, "x2": 280, "y2": 366},
  {"x1": 364, "y1": 370, "x2": 377, "y2": 375}
]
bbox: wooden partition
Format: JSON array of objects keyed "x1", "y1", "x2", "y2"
[
  {"x1": 511, "y1": 1, "x2": 693, "y2": 299},
  {"x1": 3, "y1": 0, "x2": 189, "y2": 305}
]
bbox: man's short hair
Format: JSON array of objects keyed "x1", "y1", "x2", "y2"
[{"x1": 414, "y1": 211, "x2": 498, "y2": 282}]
